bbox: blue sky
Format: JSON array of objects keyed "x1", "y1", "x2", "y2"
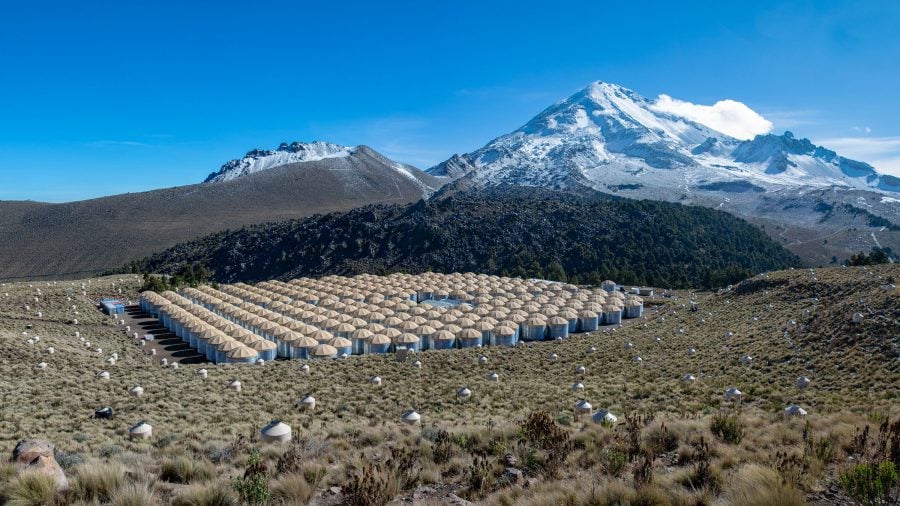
[{"x1": 1, "y1": 1, "x2": 899, "y2": 202}]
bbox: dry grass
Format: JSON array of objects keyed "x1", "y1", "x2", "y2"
[{"x1": 0, "y1": 266, "x2": 898, "y2": 504}]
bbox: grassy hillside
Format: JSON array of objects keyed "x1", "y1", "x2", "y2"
[
  {"x1": 0, "y1": 266, "x2": 897, "y2": 504},
  {"x1": 0, "y1": 147, "x2": 440, "y2": 281},
  {"x1": 132, "y1": 187, "x2": 801, "y2": 289}
]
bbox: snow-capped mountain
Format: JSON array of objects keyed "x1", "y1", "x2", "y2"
[
  {"x1": 427, "y1": 81, "x2": 900, "y2": 266},
  {"x1": 205, "y1": 141, "x2": 352, "y2": 183},
  {"x1": 428, "y1": 82, "x2": 900, "y2": 194}
]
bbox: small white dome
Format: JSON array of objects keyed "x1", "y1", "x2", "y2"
[
  {"x1": 784, "y1": 404, "x2": 807, "y2": 417},
  {"x1": 370, "y1": 376, "x2": 382, "y2": 386},
  {"x1": 457, "y1": 387, "x2": 472, "y2": 399},
  {"x1": 97, "y1": 371, "x2": 110, "y2": 380},
  {"x1": 624, "y1": 342, "x2": 633, "y2": 350},
  {"x1": 198, "y1": 369, "x2": 208, "y2": 378},
  {"x1": 299, "y1": 395, "x2": 316, "y2": 410},
  {"x1": 572, "y1": 382, "x2": 584, "y2": 392},
  {"x1": 260, "y1": 420, "x2": 292, "y2": 443},
  {"x1": 129, "y1": 385, "x2": 144, "y2": 397},
  {"x1": 128, "y1": 421, "x2": 152, "y2": 440},
  {"x1": 548, "y1": 352, "x2": 558, "y2": 361},
  {"x1": 796, "y1": 376, "x2": 811, "y2": 389},
  {"x1": 592, "y1": 409, "x2": 617, "y2": 424},
  {"x1": 413, "y1": 360, "x2": 422, "y2": 369},
  {"x1": 575, "y1": 365, "x2": 586, "y2": 375},
  {"x1": 35, "y1": 362, "x2": 47, "y2": 370},
  {"x1": 300, "y1": 364, "x2": 310, "y2": 374},
  {"x1": 488, "y1": 372, "x2": 500, "y2": 382},
  {"x1": 725, "y1": 387, "x2": 742, "y2": 400},
  {"x1": 682, "y1": 374, "x2": 696, "y2": 383},
  {"x1": 586, "y1": 346, "x2": 596, "y2": 354},
  {"x1": 688, "y1": 347, "x2": 697, "y2": 356},
  {"x1": 478, "y1": 355, "x2": 488, "y2": 365},
  {"x1": 401, "y1": 409, "x2": 421, "y2": 425},
  {"x1": 228, "y1": 380, "x2": 241, "y2": 392},
  {"x1": 575, "y1": 400, "x2": 592, "y2": 414},
  {"x1": 45, "y1": 347, "x2": 55, "y2": 354}
]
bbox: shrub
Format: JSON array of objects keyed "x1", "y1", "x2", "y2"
[
  {"x1": 710, "y1": 410, "x2": 745, "y2": 445},
  {"x1": 5, "y1": 471, "x2": 59, "y2": 506},
  {"x1": 99, "y1": 445, "x2": 124, "y2": 458},
  {"x1": 275, "y1": 436, "x2": 330, "y2": 475},
  {"x1": 839, "y1": 461, "x2": 898, "y2": 506},
  {"x1": 160, "y1": 456, "x2": 216, "y2": 484},
  {"x1": 680, "y1": 437, "x2": 719, "y2": 492},
  {"x1": 342, "y1": 447, "x2": 420, "y2": 506},
  {"x1": 632, "y1": 449, "x2": 655, "y2": 488},
  {"x1": 341, "y1": 458, "x2": 395, "y2": 506},
  {"x1": 232, "y1": 448, "x2": 270, "y2": 505},
  {"x1": 520, "y1": 411, "x2": 572, "y2": 477},
  {"x1": 465, "y1": 456, "x2": 494, "y2": 500},
  {"x1": 599, "y1": 447, "x2": 628, "y2": 478},
  {"x1": 431, "y1": 429, "x2": 454, "y2": 465},
  {"x1": 53, "y1": 449, "x2": 84, "y2": 470},
  {"x1": 774, "y1": 451, "x2": 810, "y2": 489},
  {"x1": 645, "y1": 422, "x2": 679, "y2": 454}
]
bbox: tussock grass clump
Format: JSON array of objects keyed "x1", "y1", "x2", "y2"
[
  {"x1": 721, "y1": 464, "x2": 805, "y2": 506},
  {"x1": 159, "y1": 456, "x2": 215, "y2": 484},
  {"x1": 4, "y1": 471, "x2": 60, "y2": 506},
  {"x1": 270, "y1": 473, "x2": 316, "y2": 505},
  {"x1": 70, "y1": 461, "x2": 126, "y2": 504},
  {"x1": 171, "y1": 481, "x2": 238, "y2": 506},
  {"x1": 109, "y1": 481, "x2": 155, "y2": 506}
]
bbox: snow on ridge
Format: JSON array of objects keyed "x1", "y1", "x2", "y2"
[
  {"x1": 205, "y1": 141, "x2": 353, "y2": 183},
  {"x1": 427, "y1": 80, "x2": 899, "y2": 195}
]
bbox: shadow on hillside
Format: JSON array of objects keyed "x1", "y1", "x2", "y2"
[{"x1": 124, "y1": 306, "x2": 209, "y2": 364}]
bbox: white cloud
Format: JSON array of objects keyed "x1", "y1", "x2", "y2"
[
  {"x1": 651, "y1": 94, "x2": 773, "y2": 140},
  {"x1": 816, "y1": 136, "x2": 900, "y2": 177},
  {"x1": 851, "y1": 126, "x2": 872, "y2": 134}
]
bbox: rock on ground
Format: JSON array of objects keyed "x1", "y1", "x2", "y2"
[{"x1": 12, "y1": 439, "x2": 69, "y2": 491}]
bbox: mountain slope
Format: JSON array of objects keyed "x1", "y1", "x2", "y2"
[
  {"x1": 427, "y1": 81, "x2": 900, "y2": 264},
  {"x1": 132, "y1": 185, "x2": 800, "y2": 287},
  {"x1": 0, "y1": 145, "x2": 440, "y2": 281}
]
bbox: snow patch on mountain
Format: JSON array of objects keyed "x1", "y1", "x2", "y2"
[{"x1": 204, "y1": 141, "x2": 352, "y2": 183}]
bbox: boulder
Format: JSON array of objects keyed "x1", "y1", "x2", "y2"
[
  {"x1": 503, "y1": 467, "x2": 525, "y2": 486},
  {"x1": 12, "y1": 439, "x2": 68, "y2": 491}
]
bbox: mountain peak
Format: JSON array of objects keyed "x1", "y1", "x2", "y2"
[
  {"x1": 204, "y1": 141, "x2": 354, "y2": 183},
  {"x1": 426, "y1": 80, "x2": 897, "y2": 195}
]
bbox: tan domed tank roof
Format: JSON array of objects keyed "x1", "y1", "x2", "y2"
[{"x1": 225, "y1": 345, "x2": 257, "y2": 359}]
